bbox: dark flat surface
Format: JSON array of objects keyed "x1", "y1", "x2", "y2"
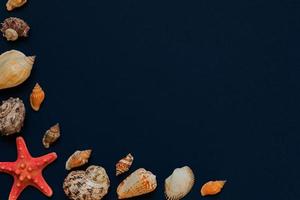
[{"x1": 0, "y1": 0, "x2": 298, "y2": 199}]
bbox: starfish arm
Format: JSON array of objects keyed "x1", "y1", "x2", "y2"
[
  {"x1": 34, "y1": 152, "x2": 57, "y2": 169},
  {"x1": 8, "y1": 179, "x2": 27, "y2": 200},
  {"x1": 16, "y1": 137, "x2": 31, "y2": 159},
  {"x1": 0, "y1": 162, "x2": 16, "y2": 173},
  {"x1": 32, "y1": 175, "x2": 53, "y2": 197}
]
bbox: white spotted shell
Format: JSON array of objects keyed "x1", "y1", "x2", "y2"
[
  {"x1": 164, "y1": 166, "x2": 195, "y2": 200},
  {"x1": 63, "y1": 165, "x2": 110, "y2": 200}
]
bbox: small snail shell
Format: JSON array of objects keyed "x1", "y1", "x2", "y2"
[
  {"x1": 65, "y1": 150, "x2": 92, "y2": 170},
  {"x1": 116, "y1": 153, "x2": 134, "y2": 176},
  {"x1": 6, "y1": 0, "x2": 27, "y2": 11},
  {"x1": 0, "y1": 50, "x2": 35, "y2": 90},
  {"x1": 200, "y1": 180, "x2": 226, "y2": 196},
  {"x1": 30, "y1": 83, "x2": 45, "y2": 111},
  {"x1": 42, "y1": 123, "x2": 60, "y2": 148}
]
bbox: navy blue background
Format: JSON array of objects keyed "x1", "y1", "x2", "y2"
[{"x1": 0, "y1": 0, "x2": 298, "y2": 199}]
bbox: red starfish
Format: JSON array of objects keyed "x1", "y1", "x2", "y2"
[{"x1": 0, "y1": 137, "x2": 57, "y2": 200}]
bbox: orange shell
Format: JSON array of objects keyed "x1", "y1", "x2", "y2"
[
  {"x1": 30, "y1": 83, "x2": 45, "y2": 111},
  {"x1": 200, "y1": 180, "x2": 226, "y2": 196}
]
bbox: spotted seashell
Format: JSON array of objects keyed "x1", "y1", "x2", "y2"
[
  {"x1": 30, "y1": 83, "x2": 45, "y2": 111},
  {"x1": 164, "y1": 166, "x2": 195, "y2": 200},
  {"x1": 116, "y1": 153, "x2": 134, "y2": 176},
  {"x1": 65, "y1": 150, "x2": 92, "y2": 170},
  {"x1": 0, "y1": 97, "x2": 25, "y2": 136},
  {"x1": 63, "y1": 165, "x2": 110, "y2": 200},
  {"x1": 42, "y1": 123, "x2": 60, "y2": 148},
  {"x1": 117, "y1": 168, "x2": 157, "y2": 199}
]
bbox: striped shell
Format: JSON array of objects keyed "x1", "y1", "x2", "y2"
[
  {"x1": 65, "y1": 150, "x2": 92, "y2": 170},
  {"x1": 30, "y1": 83, "x2": 45, "y2": 111},
  {"x1": 165, "y1": 166, "x2": 195, "y2": 200},
  {"x1": 63, "y1": 165, "x2": 110, "y2": 200},
  {"x1": 117, "y1": 168, "x2": 157, "y2": 199},
  {"x1": 116, "y1": 153, "x2": 134, "y2": 176},
  {"x1": 42, "y1": 123, "x2": 60, "y2": 148}
]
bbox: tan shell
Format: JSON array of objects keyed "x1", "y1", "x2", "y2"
[
  {"x1": 65, "y1": 150, "x2": 92, "y2": 170},
  {"x1": 117, "y1": 168, "x2": 157, "y2": 199},
  {"x1": 165, "y1": 166, "x2": 195, "y2": 200},
  {"x1": 42, "y1": 123, "x2": 60, "y2": 148},
  {"x1": 1, "y1": 17, "x2": 30, "y2": 41},
  {"x1": 0, "y1": 97, "x2": 25, "y2": 136},
  {"x1": 200, "y1": 180, "x2": 226, "y2": 196},
  {"x1": 6, "y1": 0, "x2": 27, "y2": 11},
  {"x1": 116, "y1": 153, "x2": 134, "y2": 176},
  {"x1": 63, "y1": 165, "x2": 110, "y2": 200},
  {"x1": 30, "y1": 83, "x2": 45, "y2": 111},
  {"x1": 0, "y1": 50, "x2": 35, "y2": 90}
]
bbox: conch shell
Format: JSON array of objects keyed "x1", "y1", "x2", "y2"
[
  {"x1": 116, "y1": 153, "x2": 134, "y2": 176},
  {"x1": 200, "y1": 180, "x2": 226, "y2": 196},
  {"x1": 63, "y1": 165, "x2": 110, "y2": 200},
  {"x1": 0, "y1": 50, "x2": 35, "y2": 90},
  {"x1": 0, "y1": 97, "x2": 25, "y2": 136},
  {"x1": 42, "y1": 123, "x2": 60, "y2": 148},
  {"x1": 165, "y1": 166, "x2": 195, "y2": 200},
  {"x1": 1, "y1": 17, "x2": 30, "y2": 41},
  {"x1": 65, "y1": 150, "x2": 92, "y2": 170},
  {"x1": 30, "y1": 83, "x2": 45, "y2": 111},
  {"x1": 6, "y1": 0, "x2": 27, "y2": 11},
  {"x1": 117, "y1": 168, "x2": 157, "y2": 199}
]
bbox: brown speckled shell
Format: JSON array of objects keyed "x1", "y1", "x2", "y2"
[
  {"x1": 63, "y1": 165, "x2": 110, "y2": 200},
  {"x1": 0, "y1": 97, "x2": 25, "y2": 136},
  {"x1": 116, "y1": 153, "x2": 134, "y2": 176},
  {"x1": 1, "y1": 17, "x2": 29, "y2": 41},
  {"x1": 42, "y1": 123, "x2": 60, "y2": 148}
]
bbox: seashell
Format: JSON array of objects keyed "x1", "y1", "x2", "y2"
[
  {"x1": 1, "y1": 17, "x2": 30, "y2": 41},
  {"x1": 30, "y1": 83, "x2": 45, "y2": 111},
  {"x1": 165, "y1": 166, "x2": 195, "y2": 200},
  {"x1": 200, "y1": 180, "x2": 226, "y2": 196},
  {"x1": 0, "y1": 50, "x2": 35, "y2": 90},
  {"x1": 116, "y1": 153, "x2": 134, "y2": 176},
  {"x1": 0, "y1": 97, "x2": 25, "y2": 136},
  {"x1": 6, "y1": 0, "x2": 27, "y2": 11},
  {"x1": 117, "y1": 168, "x2": 157, "y2": 199},
  {"x1": 65, "y1": 150, "x2": 92, "y2": 170},
  {"x1": 63, "y1": 165, "x2": 110, "y2": 200},
  {"x1": 42, "y1": 123, "x2": 60, "y2": 148}
]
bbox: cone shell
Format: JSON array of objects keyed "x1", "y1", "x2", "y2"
[
  {"x1": 165, "y1": 166, "x2": 195, "y2": 200},
  {"x1": 63, "y1": 165, "x2": 110, "y2": 200},
  {"x1": 117, "y1": 168, "x2": 157, "y2": 199},
  {"x1": 30, "y1": 83, "x2": 45, "y2": 111},
  {"x1": 6, "y1": 0, "x2": 27, "y2": 11},
  {"x1": 65, "y1": 150, "x2": 92, "y2": 170},
  {"x1": 0, "y1": 97, "x2": 25, "y2": 136},
  {"x1": 1, "y1": 17, "x2": 30, "y2": 41},
  {"x1": 42, "y1": 123, "x2": 60, "y2": 148},
  {"x1": 0, "y1": 50, "x2": 35, "y2": 90},
  {"x1": 116, "y1": 153, "x2": 134, "y2": 176},
  {"x1": 200, "y1": 180, "x2": 226, "y2": 196}
]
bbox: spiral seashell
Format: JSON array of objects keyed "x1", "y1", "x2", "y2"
[
  {"x1": 200, "y1": 180, "x2": 226, "y2": 196},
  {"x1": 116, "y1": 153, "x2": 134, "y2": 176},
  {"x1": 117, "y1": 168, "x2": 157, "y2": 199},
  {"x1": 63, "y1": 165, "x2": 110, "y2": 200},
  {"x1": 164, "y1": 166, "x2": 195, "y2": 200},
  {"x1": 0, "y1": 98, "x2": 25, "y2": 136},
  {"x1": 1, "y1": 17, "x2": 30, "y2": 41},
  {"x1": 6, "y1": 0, "x2": 27, "y2": 11},
  {"x1": 42, "y1": 123, "x2": 60, "y2": 148},
  {"x1": 0, "y1": 50, "x2": 35, "y2": 90},
  {"x1": 65, "y1": 150, "x2": 92, "y2": 170},
  {"x1": 30, "y1": 83, "x2": 45, "y2": 111}
]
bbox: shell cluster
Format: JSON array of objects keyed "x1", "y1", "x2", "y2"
[
  {"x1": 1, "y1": 17, "x2": 30, "y2": 41},
  {"x1": 42, "y1": 123, "x2": 60, "y2": 148},
  {"x1": 0, "y1": 50, "x2": 35, "y2": 90},
  {"x1": 116, "y1": 153, "x2": 134, "y2": 176},
  {"x1": 30, "y1": 83, "x2": 45, "y2": 111},
  {"x1": 165, "y1": 166, "x2": 195, "y2": 200},
  {"x1": 65, "y1": 150, "x2": 92, "y2": 170},
  {"x1": 63, "y1": 165, "x2": 110, "y2": 200},
  {"x1": 6, "y1": 0, "x2": 27, "y2": 11},
  {"x1": 0, "y1": 97, "x2": 25, "y2": 136},
  {"x1": 117, "y1": 168, "x2": 157, "y2": 199}
]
